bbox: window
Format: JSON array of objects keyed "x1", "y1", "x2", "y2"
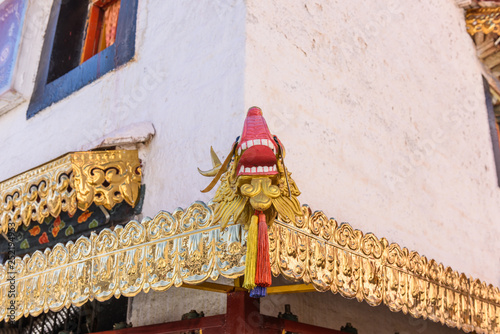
[
  {"x1": 27, "y1": 0, "x2": 138, "y2": 118},
  {"x1": 81, "y1": 0, "x2": 121, "y2": 64},
  {"x1": 46, "y1": 0, "x2": 89, "y2": 83}
]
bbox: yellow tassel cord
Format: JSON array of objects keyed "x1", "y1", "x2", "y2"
[{"x1": 243, "y1": 214, "x2": 259, "y2": 290}]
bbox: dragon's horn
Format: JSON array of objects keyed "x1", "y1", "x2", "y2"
[
  {"x1": 200, "y1": 140, "x2": 238, "y2": 193},
  {"x1": 198, "y1": 147, "x2": 222, "y2": 177},
  {"x1": 273, "y1": 135, "x2": 285, "y2": 158}
]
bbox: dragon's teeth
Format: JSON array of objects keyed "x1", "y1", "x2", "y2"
[
  {"x1": 257, "y1": 166, "x2": 263, "y2": 173},
  {"x1": 263, "y1": 166, "x2": 269, "y2": 172},
  {"x1": 251, "y1": 167, "x2": 256, "y2": 173},
  {"x1": 245, "y1": 167, "x2": 251, "y2": 173},
  {"x1": 238, "y1": 148, "x2": 241, "y2": 155},
  {"x1": 247, "y1": 141, "x2": 253, "y2": 148},
  {"x1": 240, "y1": 165, "x2": 244, "y2": 173},
  {"x1": 254, "y1": 139, "x2": 261, "y2": 146},
  {"x1": 261, "y1": 139, "x2": 268, "y2": 145},
  {"x1": 273, "y1": 164, "x2": 277, "y2": 171},
  {"x1": 242, "y1": 142, "x2": 247, "y2": 150}
]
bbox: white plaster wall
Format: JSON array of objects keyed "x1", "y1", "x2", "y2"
[{"x1": 244, "y1": 0, "x2": 500, "y2": 287}]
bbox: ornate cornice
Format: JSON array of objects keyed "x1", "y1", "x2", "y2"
[
  {"x1": 0, "y1": 150, "x2": 141, "y2": 233},
  {"x1": 466, "y1": 7, "x2": 500, "y2": 35},
  {"x1": 0, "y1": 202, "x2": 498, "y2": 333},
  {"x1": 271, "y1": 207, "x2": 500, "y2": 334},
  {"x1": 0, "y1": 202, "x2": 245, "y2": 318}
]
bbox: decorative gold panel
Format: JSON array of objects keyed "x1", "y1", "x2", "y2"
[
  {"x1": 0, "y1": 202, "x2": 498, "y2": 334},
  {"x1": 71, "y1": 150, "x2": 141, "y2": 211},
  {"x1": 466, "y1": 8, "x2": 500, "y2": 35},
  {"x1": 0, "y1": 150, "x2": 141, "y2": 233},
  {"x1": 270, "y1": 206, "x2": 500, "y2": 334},
  {"x1": 0, "y1": 201, "x2": 246, "y2": 320}
]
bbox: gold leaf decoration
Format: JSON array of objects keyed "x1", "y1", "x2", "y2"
[
  {"x1": 0, "y1": 202, "x2": 498, "y2": 334},
  {"x1": 0, "y1": 156, "x2": 75, "y2": 233},
  {"x1": 0, "y1": 201, "x2": 246, "y2": 321},
  {"x1": 466, "y1": 7, "x2": 500, "y2": 35},
  {"x1": 270, "y1": 205, "x2": 500, "y2": 334},
  {"x1": 0, "y1": 150, "x2": 142, "y2": 233}
]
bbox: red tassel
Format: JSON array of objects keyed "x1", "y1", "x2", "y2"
[{"x1": 255, "y1": 212, "x2": 272, "y2": 287}]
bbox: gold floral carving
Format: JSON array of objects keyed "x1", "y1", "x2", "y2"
[
  {"x1": 270, "y1": 206, "x2": 500, "y2": 334},
  {"x1": 0, "y1": 202, "x2": 246, "y2": 320},
  {"x1": 0, "y1": 156, "x2": 76, "y2": 234},
  {"x1": 0, "y1": 150, "x2": 141, "y2": 233},
  {"x1": 71, "y1": 150, "x2": 141, "y2": 211},
  {"x1": 0, "y1": 203, "x2": 498, "y2": 334},
  {"x1": 466, "y1": 8, "x2": 500, "y2": 35}
]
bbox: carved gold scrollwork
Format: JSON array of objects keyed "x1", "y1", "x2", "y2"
[
  {"x1": 270, "y1": 205, "x2": 500, "y2": 334},
  {"x1": 0, "y1": 201, "x2": 246, "y2": 322},
  {"x1": 466, "y1": 8, "x2": 500, "y2": 35},
  {"x1": 0, "y1": 203, "x2": 498, "y2": 334},
  {"x1": 0, "y1": 150, "x2": 141, "y2": 233},
  {"x1": 71, "y1": 150, "x2": 142, "y2": 211},
  {"x1": 0, "y1": 156, "x2": 75, "y2": 233}
]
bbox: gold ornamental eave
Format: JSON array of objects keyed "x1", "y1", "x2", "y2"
[
  {"x1": 1, "y1": 203, "x2": 499, "y2": 334},
  {"x1": 0, "y1": 150, "x2": 141, "y2": 233},
  {"x1": 466, "y1": 7, "x2": 500, "y2": 35}
]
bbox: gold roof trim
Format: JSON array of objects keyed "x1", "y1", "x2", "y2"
[
  {"x1": 0, "y1": 203, "x2": 498, "y2": 333},
  {"x1": 0, "y1": 201, "x2": 246, "y2": 319},
  {"x1": 0, "y1": 150, "x2": 141, "y2": 233},
  {"x1": 466, "y1": 7, "x2": 500, "y2": 35},
  {"x1": 271, "y1": 206, "x2": 500, "y2": 334}
]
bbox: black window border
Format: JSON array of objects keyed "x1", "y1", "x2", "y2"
[{"x1": 26, "y1": 0, "x2": 138, "y2": 119}]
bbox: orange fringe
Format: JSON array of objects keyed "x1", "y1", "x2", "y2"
[{"x1": 255, "y1": 212, "x2": 272, "y2": 287}]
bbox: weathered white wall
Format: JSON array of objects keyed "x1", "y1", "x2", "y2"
[{"x1": 244, "y1": 0, "x2": 500, "y2": 287}]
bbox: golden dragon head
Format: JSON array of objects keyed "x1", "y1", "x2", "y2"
[{"x1": 199, "y1": 107, "x2": 302, "y2": 229}]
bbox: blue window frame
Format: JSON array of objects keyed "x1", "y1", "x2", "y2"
[{"x1": 27, "y1": 0, "x2": 138, "y2": 118}]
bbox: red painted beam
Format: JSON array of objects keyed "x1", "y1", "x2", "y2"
[{"x1": 225, "y1": 291, "x2": 262, "y2": 333}]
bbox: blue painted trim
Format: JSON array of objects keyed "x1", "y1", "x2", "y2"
[{"x1": 27, "y1": 0, "x2": 138, "y2": 119}]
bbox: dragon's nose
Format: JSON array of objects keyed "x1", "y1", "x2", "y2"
[{"x1": 247, "y1": 106, "x2": 263, "y2": 116}]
